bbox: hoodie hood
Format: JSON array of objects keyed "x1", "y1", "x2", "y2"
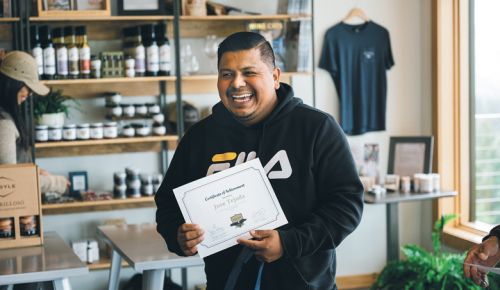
[{"x1": 212, "y1": 82, "x2": 302, "y2": 129}]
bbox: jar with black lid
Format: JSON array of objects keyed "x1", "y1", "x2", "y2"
[{"x1": 35, "y1": 125, "x2": 49, "y2": 142}]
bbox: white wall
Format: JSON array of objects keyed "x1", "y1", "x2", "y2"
[
  {"x1": 37, "y1": 0, "x2": 433, "y2": 288},
  {"x1": 313, "y1": 0, "x2": 433, "y2": 275}
]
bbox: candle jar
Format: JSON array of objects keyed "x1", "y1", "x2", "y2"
[
  {"x1": 147, "y1": 103, "x2": 161, "y2": 115},
  {"x1": 152, "y1": 122, "x2": 166, "y2": 136},
  {"x1": 123, "y1": 104, "x2": 135, "y2": 117},
  {"x1": 90, "y1": 123, "x2": 104, "y2": 139},
  {"x1": 105, "y1": 92, "x2": 122, "y2": 105},
  {"x1": 122, "y1": 125, "x2": 135, "y2": 137},
  {"x1": 103, "y1": 122, "x2": 118, "y2": 139},
  {"x1": 105, "y1": 104, "x2": 123, "y2": 119},
  {"x1": 135, "y1": 104, "x2": 148, "y2": 116},
  {"x1": 35, "y1": 125, "x2": 49, "y2": 142},
  {"x1": 48, "y1": 125, "x2": 63, "y2": 141},
  {"x1": 152, "y1": 113, "x2": 164, "y2": 124},
  {"x1": 63, "y1": 124, "x2": 77, "y2": 141},
  {"x1": 77, "y1": 123, "x2": 90, "y2": 140}
]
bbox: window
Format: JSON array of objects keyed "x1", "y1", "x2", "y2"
[{"x1": 470, "y1": 0, "x2": 500, "y2": 225}]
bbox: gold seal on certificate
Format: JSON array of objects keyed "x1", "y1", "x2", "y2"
[{"x1": 173, "y1": 158, "x2": 288, "y2": 258}]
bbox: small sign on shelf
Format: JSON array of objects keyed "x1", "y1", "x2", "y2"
[{"x1": 37, "y1": 0, "x2": 111, "y2": 18}]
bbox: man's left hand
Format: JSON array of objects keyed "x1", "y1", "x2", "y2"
[{"x1": 237, "y1": 230, "x2": 283, "y2": 263}]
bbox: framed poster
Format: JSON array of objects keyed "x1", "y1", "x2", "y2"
[
  {"x1": 69, "y1": 171, "x2": 88, "y2": 194},
  {"x1": 387, "y1": 136, "x2": 434, "y2": 176},
  {"x1": 118, "y1": 0, "x2": 166, "y2": 15}
]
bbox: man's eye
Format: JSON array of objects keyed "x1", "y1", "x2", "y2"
[
  {"x1": 244, "y1": 71, "x2": 256, "y2": 76},
  {"x1": 221, "y1": 72, "x2": 232, "y2": 78}
]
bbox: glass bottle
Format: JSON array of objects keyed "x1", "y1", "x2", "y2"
[
  {"x1": 53, "y1": 28, "x2": 68, "y2": 79},
  {"x1": 64, "y1": 26, "x2": 80, "y2": 79},
  {"x1": 142, "y1": 24, "x2": 159, "y2": 77},
  {"x1": 76, "y1": 26, "x2": 91, "y2": 79},
  {"x1": 155, "y1": 23, "x2": 171, "y2": 76},
  {"x1": 40, "y1": 25, "x2": 56, "y2": 80},
  {"x1": 30, "y1": 25, "x2": 44, "y2": 78},
  {"x1": 132, "y1": 26, "x2": 146, "y2": 77}
]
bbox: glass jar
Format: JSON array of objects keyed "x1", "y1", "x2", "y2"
[
  {"x1": 123, "y1": 104, "x2": 135, "y2": 117},
  {"x1": 125, "y1": 56, "x2": 135, "y2": 78},
  {"x1": 90, "y1": 56, "x2": 101, "y2": 78},
  {"x1": 122, "y1": 125, "x2": 135, "y2": 137},
  {"x1": 147, "y1": 103, "x2": 161, "y2": 115},
  {"x1": 134, "y1": 103, "x2": 148, "y2": 116},
  {"x1": 152, "y1": 122, "x2": 166, "y2": 136},
  {"x1": 105, "y1": 104, "x2": 122, "y2": 118},
  {"x1": 152, "y1": 113, "x2": 164, "y2": 124},
  {"x1": 114, "y1": 184, "x2": 127, "y2": 199},
  {"x1": 48, "y1": 125, "x2": 63, "y2": 141},
  {"x1": 141, "y1": 183, "x2": 154, "y2": 196},
  {"x1": 134, "y1": 124, "x2": 150, "y2": 136},
  {"x1": 103, "y1": 122, "x2": 118, "y2": 139},
  {"x1": 35, "y1": 125, "x2": 49, "y2": 142},
  {"x1": 77, "y1": 123, "x2": 90, "y2": 140},
  {"x1": 105, "y1": 92, "x2": 122, "y2": 105},
  {"x1": 113, "y1": 171, "x2": 126, "y2": 185},
  {"x1": 90, "y1": 123, "x2": 103, "y2": 139},
  {"x1": 63, "y1": 124, "x2": 77, "y2": 141}
]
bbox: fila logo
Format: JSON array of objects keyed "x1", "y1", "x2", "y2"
[{"x1": 206, "y1": 150, "x2": 292, "y2": 180}]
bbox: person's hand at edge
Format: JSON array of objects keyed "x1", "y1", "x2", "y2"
[
  {"x1": 237, "y1": 230, "x2": 283, "y2": 263},
  {"x1": 177, "y1": 223, "x2": 204, "y2": 256},
  {"x1": 464, "y1": 236, "x2": 500, "y2": 288}
]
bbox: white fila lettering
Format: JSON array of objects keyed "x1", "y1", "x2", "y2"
[{"x1": 206, "y1": 150, "x2": 292, "y2": 180}]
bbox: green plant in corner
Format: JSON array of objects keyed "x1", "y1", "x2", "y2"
[
  {"x1": 32, "y1": 88, "x2": 76, "y2": 120},
  {"x1": 371, "y1": 214, "x2": 500, "y2": 290}
]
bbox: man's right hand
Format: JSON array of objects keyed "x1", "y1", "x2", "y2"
[
  {"x1": 177, "y1": 223, "x2": 204, "y2": 256},
  {"x1": 464, "y1": 236, "x2": 500, "y2": 288}
]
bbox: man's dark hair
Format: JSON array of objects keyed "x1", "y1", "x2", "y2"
[
  {"x1": 0, "y1": 73, "x2": 29, "y2": 149},
  {"x1": 217, "y1": 31, "x2": 276, "y2": 69}
]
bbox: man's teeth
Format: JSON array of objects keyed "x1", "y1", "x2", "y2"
[{"x1": 232, "y1": 93, "x2": 252, "y2": 99}]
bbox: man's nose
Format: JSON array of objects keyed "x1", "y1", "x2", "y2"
[{"x1": 232, "y1": 73, "x2": 246, "y2": 88}]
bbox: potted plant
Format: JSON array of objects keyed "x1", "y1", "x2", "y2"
[
  {"x1": 33, "y1": 89, "x2": 75, "y2": 127},
  {"x1": 371, "y1": 214, "x2": 500, "y2": 290}
]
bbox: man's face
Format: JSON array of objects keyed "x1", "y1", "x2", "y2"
[{"x1": 217, "y1": 48, "x2": 281, "y2": 126}]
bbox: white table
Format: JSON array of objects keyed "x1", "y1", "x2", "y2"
[
  {"x1": 0, "y1": 232, "x2": 88, "y2": 290},
  {"x1": 97, "y1": 223, "x2": 204, "y2": 290}
]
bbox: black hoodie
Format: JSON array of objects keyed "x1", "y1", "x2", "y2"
[{"x1": 155, "y1": 83, "x2": 364, "y2": 290}]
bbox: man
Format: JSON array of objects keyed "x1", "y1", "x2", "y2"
[
  {"x1": 155, "y1": 31, "x2": 364, "y2": 290},
  {"x1": 464, "y1": 225, "x2": 500, "y2": 288}
]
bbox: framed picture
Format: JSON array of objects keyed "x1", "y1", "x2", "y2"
[
  {"x1": 1, "y1": 0, "x2": 12, "y2": 17},
  {"x1": 387, "y1": 136, "x2": 434, "y2": 176},
  {"x1": 37, "y1": 0, "x2": 110, "y2": 17},
  {"x1": 118, "y1": 0, "x2": 166, "y2": 16},
  {"x1": 69, "y1": 171, "x2": 88, "y2": 194},
  {"x1": 74, "y1": 0, "x2": 106, "y2": 10}
]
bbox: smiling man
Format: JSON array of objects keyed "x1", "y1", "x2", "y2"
[{"x1": 156, "y1": 32, "x2": 364, "y2": 290}]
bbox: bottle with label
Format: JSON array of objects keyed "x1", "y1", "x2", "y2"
[
  {"x1": 40, "y1": 25, "x2": 56, "y2": 80},
  {"x1": 53, "y1": 28, "x2": 68, "y2": 79},
  {"x1": 64, "y1": 26, "x2": 80, "y2": 79},
  {"x1": 142, "y1": 24, "x2": 159, "y2": 76},
  {"x1": 31, "y1": 25, "x2": 44, "y2": 78},
  {"x1": 155, "y1": 23, "x2": 171, "y2": 76},
  {"x1": 76, "y1": 26, "x2": 91, "y2": 78},
  {"x1": 132, "y1": 27, "x2": 146, "y2": 77}
]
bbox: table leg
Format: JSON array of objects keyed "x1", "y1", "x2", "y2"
[
  {"x1": 108, "y1": 250, "x2": 122, "y2": 290},
  {"x1": 142, "y1": 269, "x2": 165, "y2": 290},
  {"x1": 182, "y1": 268, "x2": 188, "y2": 290},
  {"x1": 386, "y1": 203, "x2": 400, "y2": 261},
  {"x1": 53, "y1": 278, "x2": 71, "y2": 290}
]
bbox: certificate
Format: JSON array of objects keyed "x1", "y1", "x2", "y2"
[{"x1": 173, "y1": 158, "x2": 288, "y2": 258}]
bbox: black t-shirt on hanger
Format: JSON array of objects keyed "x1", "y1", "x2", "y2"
[{"x1": 319, "y1": 21, "x2": 394, "y2": 135}]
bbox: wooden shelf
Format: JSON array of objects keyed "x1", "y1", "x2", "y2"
[
  {"x1": 30, "y1": 16, "x2": 173, "y2": 22},
  {"x1": 0, "y1": 17, "x2": 19, "y2": 22},
  {"x1": 42, "y1": 196, "x2": 155, "y2": 215},
  {"x1": 41, "y1": 76, "x2": 175, "y2": 85},
  {"x1": 35, "y1": 136, "x2": 178, "y2": 157},
  {"x1": 180, "y1": 14, "x2": 311, "y2": 21}
]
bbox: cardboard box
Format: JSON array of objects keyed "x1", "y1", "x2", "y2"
[{"x1": 0, "y1": 163, "x2": 43, "y2": 249}]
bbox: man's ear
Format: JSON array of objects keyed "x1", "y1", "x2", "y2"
[{"x1": 273, "y1": 67, "x2": 281, "y2": 90}]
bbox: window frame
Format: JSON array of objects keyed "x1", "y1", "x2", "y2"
[{"x1": 433, "y1": 0, "x2": 495, "y2": 250}]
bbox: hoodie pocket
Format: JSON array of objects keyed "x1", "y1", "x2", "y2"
[{"x1": 289, "y1": 250, "x2": 336, "y2": 290}]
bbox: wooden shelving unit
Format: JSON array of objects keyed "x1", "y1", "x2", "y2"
[
  {"x1": 179, "y1": 14, "x2": 311, "y2": 21},
  {"x1": 0, "y1": 17, "x2": 19, "y2": 22},
  {"x1": 35, "y1": 136, "x2": 178, "y2": 157},
  {"x1": 30, "y1": 16, "x2": 174, "y2": 22},
  {"x1": 42, "y1": 196, "x2": 155, "y2": 214},
  {"x1": 41, "y1": 76, "x2": 176, "y2": 85}
]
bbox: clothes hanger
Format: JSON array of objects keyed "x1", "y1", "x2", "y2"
[{"x1": 342, "y1": 0, "x2": 370, "y2": 23}]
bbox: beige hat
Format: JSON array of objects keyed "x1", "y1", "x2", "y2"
[{"x1": 0, "y1": 51, "x2": 49, "y2": 96}]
